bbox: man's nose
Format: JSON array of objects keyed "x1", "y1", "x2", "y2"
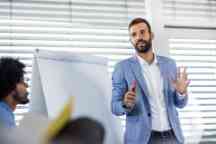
[
  {"x1": 137, "y1": 34, "x2": 143, "y2": 41},
  {"x1": 24, "y1": 82, "x2": 28, "y2": 88}
]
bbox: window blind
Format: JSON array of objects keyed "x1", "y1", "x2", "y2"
[
  {"x1": 164, "y1": 0, "x2": 216, "y2": 28},
  {"x1": 0, "y1": 0, "x2": 146, "y2": 126},
  {"x1": 164, "y1": 0, "x2": 216, "y2": 143},
  {"x1": 169, "y1": 35, "x2": 216, "y2": 144}
]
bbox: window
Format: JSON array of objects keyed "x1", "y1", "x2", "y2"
[
  {"x1": 0, "y1": 0, "x2": 146, "y2": 126},
  {"x1": 164, "y1": 0, "x2": 216, "y2": 143}
]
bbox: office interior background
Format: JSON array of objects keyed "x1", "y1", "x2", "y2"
[{"x1": 0, "y1": 0, "x2": 216, "y2": 143}]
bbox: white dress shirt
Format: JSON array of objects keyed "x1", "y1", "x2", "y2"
[{"x1": 137, "y1": 55, "x2": 171, "y2": 131}]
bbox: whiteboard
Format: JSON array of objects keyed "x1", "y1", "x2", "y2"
[{"x1": 30, "y1": 50, "x2": 122, "y2": 144}]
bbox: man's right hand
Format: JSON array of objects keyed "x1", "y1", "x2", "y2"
[{"x1": 123, "y1": 80, "x2": 136, "y2": 109}]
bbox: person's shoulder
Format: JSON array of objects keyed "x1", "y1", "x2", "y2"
[
  {"x1": 0, "y1": 103, "x2": 15, "y2": 128},
  {"x1": 0, "y1": 103, "x2": 10, "y2": 117},
  {"x1": 115, "y1": 57, "x2": 134, "y2": 67},
  {"x1": 0, "y1": 105, "x2": 9, "y2": 123},
  {"x1": 157, "y1": 55, "x2": 176, "y2": 65}
]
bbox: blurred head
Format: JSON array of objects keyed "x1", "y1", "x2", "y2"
[
  {"x1": 128, "y1": 17, "x2": 153, "y2": 54},
  {"x1": 0, "y1": 57, "x2": 29, "y2": 105},
  {"x1": 51, "y1": 117, "x2": 105, "y2": 144}
]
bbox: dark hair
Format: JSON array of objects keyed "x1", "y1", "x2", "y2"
[
  {"x1": 0, "y1": 57, "x2": 25, "y2": 101},
  {"x1": 52, "y1": 117, "x2": 105, "y2": 144},
  {"x1": 128, "y1": 17, "x2": 152, "y2": 33}
]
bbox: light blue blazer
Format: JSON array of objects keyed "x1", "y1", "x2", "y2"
[{"x1": 111, "y1": 55, "x2": 188, "y2": 144}]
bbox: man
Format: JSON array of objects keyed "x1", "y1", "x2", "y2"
[
  {"x1": 111, "y1": 18, "x2": 190, "y2": 144},
  {"x1": 0, "y1": 57, "x2": 29, "y2": 128}
]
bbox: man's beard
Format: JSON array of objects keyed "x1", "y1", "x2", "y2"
[
  {"x1": 134, "y1": 39, "x2": 152, "y2": 53},
  {"x1": 13, "y1": 91, "x2": 29, "y2": 105}
]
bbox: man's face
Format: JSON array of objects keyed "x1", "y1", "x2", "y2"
[
  {"x1": 13, "y1": 80, "x2": 29, "y2": 104},
  {"x1": 129, "y1": 22, "x2": 152, "y2": 53}
]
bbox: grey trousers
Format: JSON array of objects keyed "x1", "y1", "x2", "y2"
[{"x1": 148, "y1": 130, "x2": 180, "y2": 144}]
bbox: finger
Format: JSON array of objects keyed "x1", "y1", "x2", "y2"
[
  {"x1": 124, "y1": 97, "x2": 135, "y2": 107},
  {"x1": 127, "y1": 91, "x2": 136, "y2": 97},
  {"x1": 182, "y1": 67, "x2": 188, "y2": 80},
  {"x1": 168, "y1": 77, "x2": 176, "y2": 89},
  {"x1": 126, "y1": 94, "x2": 136, "y2": 100},
  {"x1": 181, "y1": 80, "x2": 191, "y2": 93},
  {"x1": 182, "y1": 66, "x2": 186, "y2": 74},
  {"x1": 171, "y1": 79, "x2": 177, "y2": 89},
  {"x1": 184, "y1": 73, "x2": 188, "y2": 81},
  {"x1": 177, "y1": 67, "x2": 181, "y2": 80},
  {"x1": 126, "y1": 95, "x2": 136, "y2": 101},
  {"x1": 126, "y1": 99, "x2": 136, "y2": 104}
]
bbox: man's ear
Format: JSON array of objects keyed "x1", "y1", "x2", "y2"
[
  {"x1": 151, "y1": 32, "x2": 154, "y2": 40},
  {"x1": 9, "y1": 90, "x2": 16, "y2": 97}
]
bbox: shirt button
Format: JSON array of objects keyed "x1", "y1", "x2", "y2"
[{"x1": 148, "y1": 113, "x2": 151, "y2": 117}]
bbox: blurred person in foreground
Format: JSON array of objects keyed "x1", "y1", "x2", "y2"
[{"x1": 51, "y1": 117, "x2": 105, "y2": 144}]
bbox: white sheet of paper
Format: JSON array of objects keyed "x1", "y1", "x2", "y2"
[{"x1": 30, "y1": 50, "x2": 123, "y2": 144}]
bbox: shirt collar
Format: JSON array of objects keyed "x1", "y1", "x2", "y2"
[{"x1": 136, "y1": 54, "x2": 158, "y2": 66}]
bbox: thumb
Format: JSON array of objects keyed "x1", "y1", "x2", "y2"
[
  {"x1": 168, "y1": 77, "x2": 176, "y2": 89},
  {"x1": 130, "y1": 80, "x2": 136, "y2": 92}
]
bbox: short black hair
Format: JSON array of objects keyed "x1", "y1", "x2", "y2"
[
  {"x1": 0, "y1": 57, "x2": 25, "y2": 101},
  {"x1": 52, "y1": 117, "x2": 105, "y2": 144},
  {"x1": 128, "y1": 17, "x2": 152, "y2": 33}
]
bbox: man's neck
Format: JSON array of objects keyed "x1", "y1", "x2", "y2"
[
  {"x1": 137, "y1": 50, "x2": 155, "y2": 64},
  {"x1": 3, "y1": 96, "x2": 17, "y2": 111}
]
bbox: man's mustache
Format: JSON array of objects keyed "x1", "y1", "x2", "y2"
[{"x1": 136, "y1": 39, "x2": 148, "y2": 46}]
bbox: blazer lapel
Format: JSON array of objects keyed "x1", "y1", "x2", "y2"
[
  {"x1": 128, "y1": 56, "x2": 150, "y2": 99},
  {"x1": 157, "y1": 56, "x2": 169, "y2": 105}
]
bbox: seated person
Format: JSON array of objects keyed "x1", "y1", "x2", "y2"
[{"x1": 0, "y1": 57, "x2": 29, "y2": 128}]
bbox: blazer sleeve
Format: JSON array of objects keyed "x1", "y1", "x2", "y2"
[{"x1": 111, "y1": 63, "x2": 129, "y2": 116}]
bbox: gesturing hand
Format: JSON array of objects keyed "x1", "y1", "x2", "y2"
[
  {"x1": 123, "y1": 80, "x2": 136, "y2": 109},
  {"x1": 172, "y1": 67, "x2": 190, "y2": 95}
]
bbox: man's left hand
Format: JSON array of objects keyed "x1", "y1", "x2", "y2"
[{"x1": 172, "y1": 67, "x2": 190, "y2": 95}]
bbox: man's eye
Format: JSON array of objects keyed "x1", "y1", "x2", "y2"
[{"x1": 141, "y1": 30, "x2": 145, "y2": 34}]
